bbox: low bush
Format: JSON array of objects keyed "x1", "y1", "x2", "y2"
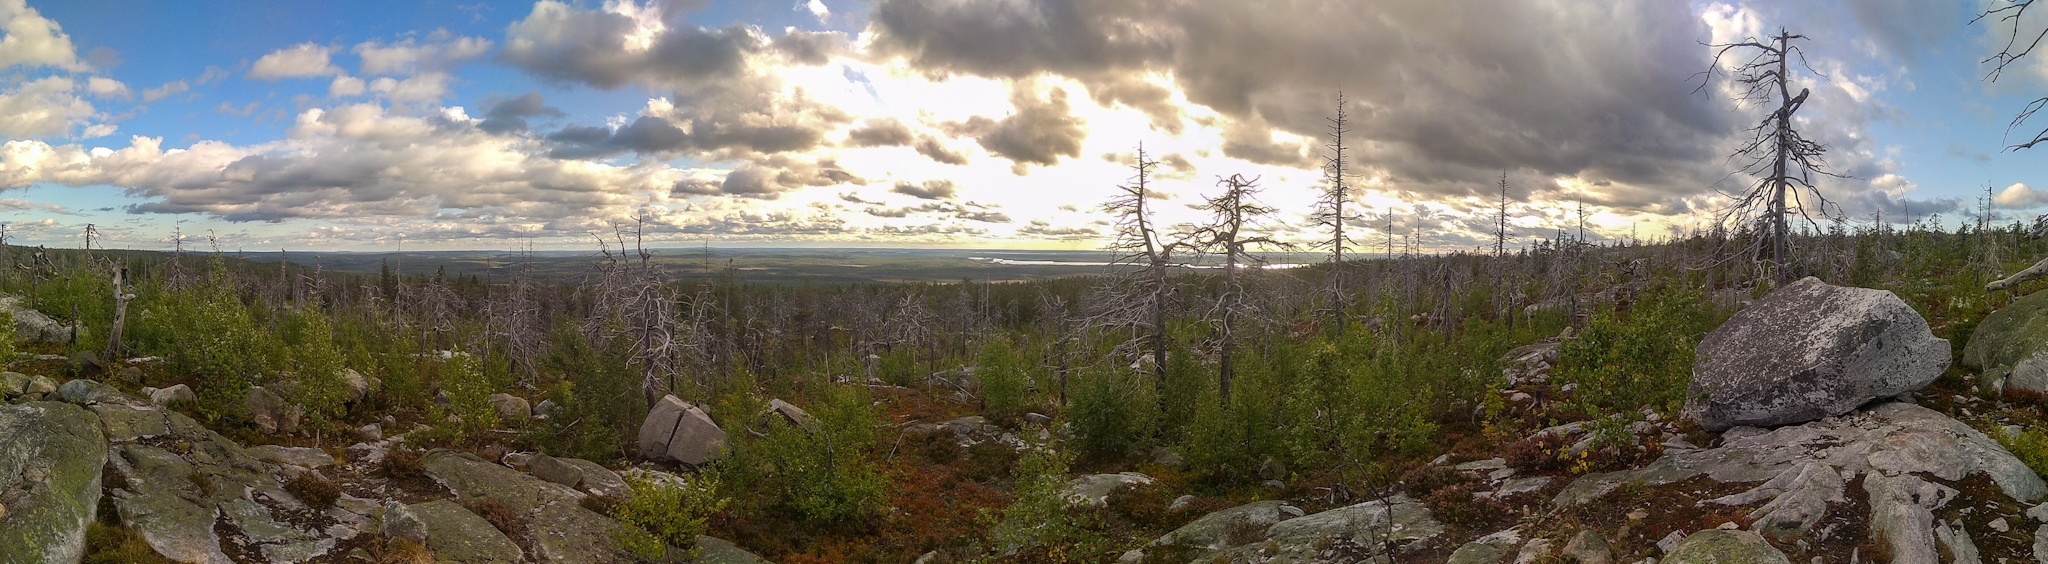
[
  {"x1": 283, "y1": 471, "x2": 340, "y2": 509},
  {"x1": 977, "y1": 338, "x2": 1029, "y2": 425},
  {"x1": 462, "y1": 498, "x2": 528, "y2": 544},
  {"x1": 613, "y1": 471, "x2": 728, "y2": 560},
  {"x1": 1554, "y1": 285, "x2": 1715, "y2": 417},
  {"x1": 1068, "y1": 367, "x2": 1157, "y2": 462}
]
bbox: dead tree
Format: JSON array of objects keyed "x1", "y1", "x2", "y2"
[
  {"x1": 1190, "y1": 174, "x2": 1292, "y2": 406},
  {"x1": 1697, "y1": 28, "x2": 1840, "y2": 282},
  {"x1": 1978, "y1": 0, "x2": 2048, "y2": 150},
  {"x1": 1089, "y1": 144, "x2": 1181, "y2": 399},
  {"x1": 1312, "y1": 93, "x2": 1357, "y2": 336}
]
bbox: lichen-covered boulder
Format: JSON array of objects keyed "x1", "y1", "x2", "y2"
[
  {"x1": 637, "y1": 396, "x2": 727, "y2": 465},
  {"x1": 1964, "y1": 288, "x2": 2048, "y2": 393},
  {"x1": 411, "y1": 500, "x2": 523, "y2": 563},
  {"x1": 1661, "y1": 529, "x2": 1790, "y2": 564},
  {"x1": 0, "y1": 296, "x2": 76, "y2": 344},
  {"x1": 0, "y1": 401, "x2": 107, "y2": 563},
  {"x1": 1684, "y1": 277, "x2": 1947, "y2": 431},
  {"x1": 489, "y1": 393, "x2": 530, "y2": 426}
]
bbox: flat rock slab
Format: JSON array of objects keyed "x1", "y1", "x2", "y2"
[
  {"x1": 91, "y1": 403, "x2": 170, "y2": 442},
  {"x1": 1062, "y1": 472, "x2": 1153, "y2": 508},
  {"x1": 1685, "y1": 277, "x2": 1947, "y2": 431},
  {"x1": 1663, "y1": 529, "x2": 1790, "y2": 564},
  {"x1": 245, "y1": 445, "x2": 336, "y2": 469},
  {"x1": 0, "y1": 402, "x2": 108, "y2": 563},
  {"x1": 411, "y1": 499, "x2": 524, "y2": 564},
  {"x1": 1213, "y1": 495, "x2": 1443, "y2": 563},
  {"x1": 422, "y1": 450, "x2": 583, "y2": 513}
]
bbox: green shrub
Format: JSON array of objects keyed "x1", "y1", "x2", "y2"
[
  {"x1": 1555, "y1": 285, "x2": 1715, "y2": 417},
  {"x1": 614, "y1": 471, "x2": 728, "y2": 560},
  {"x1": 1068, "y1": 367, "x2": 1157, "y2": 461},
  {"x1": 281, "y1": 309, "x2": 349, "y2": 429},
  {"x1": 993, "y1": 440, "x2": 1109, "y2": 558},
  {"x1": 977, "y1": 338, "x2": 1029, "y2": 424},
  {"x1": 715, "y1": 385, "x2": 887, "y2": 526},
  {"x1": 434, "y1": 352, "x2": 495, "y2": 443},
  {"x1": 530, "y1": 325, "x2": 647, "y2": 460},
  {"x1": 880, "y1": 347, "x2": 918, "y2": 386},
  {"x1": 133, "y1": 262, "x2": 279, "y2": 421},
  {"x1": 1994, "y1": 425, "x2": 2048, "y2": 478}
]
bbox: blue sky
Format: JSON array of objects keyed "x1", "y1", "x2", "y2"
[{"x1": 0, "y1": 0, "x2": 2043, "y2": 251}]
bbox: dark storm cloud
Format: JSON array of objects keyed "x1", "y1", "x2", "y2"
[
  {"x1": 869, "y1": 0, "x2": 1744, "y2": 204},
  {"x1": 477, "y1": 91, "x2": 566, "y2": 134},
  {"x1": 891, "y1": 179, "x2": 957, "y2": 200}
]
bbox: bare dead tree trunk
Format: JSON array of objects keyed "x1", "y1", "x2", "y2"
[
  {"x1": 104, "y1": 265, "x2": 132, "y2": 362},
  {"x1": 1193, "y1": 174, "x2": 1291, "y2": 406},
  {"x1": 1315, "y1": 92, "x2": 1354, "y2": 337},
  {"x1": 1698, "y1": 28, "x2": 1838, "y2": 283}
]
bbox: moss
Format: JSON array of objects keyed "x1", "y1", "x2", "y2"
[{"x1": 1962, "y1": 288, "x2": 2048, "y2": 372}]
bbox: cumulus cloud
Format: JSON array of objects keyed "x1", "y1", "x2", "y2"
[
  {"x1": 367, "y1": 72, "x2": 452, "y2": 104},
  {"x1": 0, "y1": 0, "x2": 82, "y2": 71},
  {"x1": 1997, "y1": 182, "x2": 2048, "y2": 209},
  {"x1": 329, "y1": 75, "x2": 365, "y2": 97},
  {"x1": 0, "y1": 77, "x2": 94, "y2": 137},
  {"x1": 500, "y1": 1, "x2": 754, "y2": 90},
  {"x1": 352, "y1": 32, "x2": 492, "y2": 75},
  {"x1": 947, "y1": 85, "x2": 1085, "y2": 171},
  {"x1": 914, "y1": 137, "x2": 968, "y2": 165},
  {"x1": 141, "y1": 81, "x2": 193, "y2": 103},
  {"x1": 845, "y1": 118, "x2": 912, "y2": 146},
  {"x1": 891, "y1": 179, "x2": 956, "y2": 200},
  {"x1": 84, "y1": 76, "x2": 128, "y2": 99},
  {"x1": 249, "y1": 43, "x2": 340, "y2": 79}
]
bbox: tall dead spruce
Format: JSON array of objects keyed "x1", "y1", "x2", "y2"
[
  {"x1": 1312, "y1": 93, "x2": 1356, "y2": 336},
  {"x1": 1192, "y1": 174, "x2": 1290, "y2": 405},
  {"x1": 1974, "y1": 1, "x2": 2048, "y2": 291},
  {"x1": 1091, "y1": 145, "x2": 1180, "y2": 399},
  {"x1": 1697, "y1": 28, "x2": 1839, "y2": 282}
]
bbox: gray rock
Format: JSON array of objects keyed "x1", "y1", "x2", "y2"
[
  {"x1": 1684, "y1": 277, "x2": 1947, "y2": 431},
  {"x1": 245, "y1": 386, "x2": 299, "y2": 434},
  {"x1": 0, "y1": 402, "x2": 108, "y2": 563},
  {"x1": 1562, "y1": 529, "x2": 1612, "y2": 564},
  {"x1": 1168, "y1": 495, "x2": 1196, "y2": 513},
  {"x1": 1661, "y1": 529, "x2": 1789, "y2": 564},
  {"x1": 557, "y1": 457, "x2": 628, "y2": 499},
  {"x1": 533, "y1": 399, "x2": 557, "y2": 418},
  {"x1": 339, "y1": 369, "x2": 369, "y2": 403},
  {"x1": 1123, "y1": 500, "x2": 1291, "y2": 561},
  {"x1": 768, "y1": 398, "x2": 820, "y2": 433},
  {"x1": 1213, "y1": 495, "x2": 1442, "y2": 563},
  {"x1": 245, "y1": 445, "x2": 336, "y2": 468},
  {"x1": 21, "y1": 375, "x2": 54, "y2": 399},
  {"x1": 149, "y1": 384, "x2": 196, "y2": 407},
  {"x1": 54, "y1": 378, "x2": 125, "y2": 405},
  {"x1": 1964, "y1": 288, "x2": 2048, "y2": 393},
  {"x1": 357, "y1": 423, "x2": 382, "y2": 442},
  {"x1": 0, "y1": 372, "x2": 26, "y2": 397},
  {"x1": 380, "y1": 500, "x2": 428, "y2": 544},
  {"x1": 1150, "y1": 446, "x2": 1185, "y2": 467},
  {"x1": 90, "y1": 403, "x2": 169, "y2": 442},
  {"x1": 1864, "y1": 472, "x2": 1952, "y2": 563},
  {"x1": 489, "y1": 393, "x2": 530, "y2": 426},
  {"x1": 412, "y1": 500, "x2": 524, "y2": 563},
  {"x1": 529, "y1": 454, "x2": 582, "y2": 488},
  {"x1": 1447, "y1": 528, "x2": 1520, "y2": 564},
  {"x1": 693, "y1": 535, "x2": 772, "y2": 563},
  {"x1": 1515, "y1": 538, "x2": 1551, "y2": 563},
  {"x1": 1023, "y1": 412, "x2": 1052, "y2": 426},
  {"x1": 1934, "y1": 519, "x2": 1980, "y2": 564},
  {"x1": 636, "y1": 395, "x2": 727, "y2": 465},
  {"x1": 1061, "y1": 472, "x2": 1153, "y2": 508},
  {"x1": 0, "y1": 296, "x2": 75, "y2": 343}
]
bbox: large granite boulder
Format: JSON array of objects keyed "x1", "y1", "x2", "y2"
[
  {"x1": 1964, "y1": 288, "x2": 2048, "y2": 393},
  {"x1": 637, "y1": 396, "x2": 727, "y2": 465},
  {"x1": 0, "y1": 296, "x2": 75, "y2": 343},
  {"x1": 0, "y1": 402, "x2": 107, "y2": 563},
  {"x1": 1684, "y1": 277, "x2": 1947, "y2": 431},
  {"x1": 1061, "y1": 472, "x2": 1153, "y2": 508}
]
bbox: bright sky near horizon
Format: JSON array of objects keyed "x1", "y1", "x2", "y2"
[{"x1": 0, "y1": 0, "x2": 2044, "y2": 252}]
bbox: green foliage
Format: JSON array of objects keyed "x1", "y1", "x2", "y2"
[
  {"x1": 1555, "y1": 285, "x2": 1716, "y2": 416},
  {"x1": 84, "y1": 522, "x2": 174, "y2": 564},
  {"x1": 432, "y1": 351, "x2": 496, "y2": 443},
  {"x1": 280, "y1": 309, "x2": 350, "y2": 429},
  {"x1": 1067, "y1": 366, "x2": 1158, "y2": 461},
  {"x1": 531, "y1": 325, "x2": 648, "y2": 460},
  {"x1": 716, "y1": 385, "x2": 887, "y2": 526},
  {"x1": 613, "y1": 471, "x2": 728, "y2": 561},
  {"x1": 879, "y1": 347, "x2": 917, "y2": 386},
  {"x1": 993, "y1": 440, "x2": 1110, "y2": 560},
  {"x1": 1993, "y1": 424, "x2": 2048, "y2": 479},
  {"x1": 133, "y1": 261, "x2": 279, "y2": 421},
  {"x1": 0, "y1": 309, "x2": 17, "y2": 367},
  {"x1": 977, "y1": 338, "x2": 1030, "y2": 424}
]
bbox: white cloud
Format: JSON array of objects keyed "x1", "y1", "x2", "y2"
[
  {"x1": 248, "y1": 43, "x2": 339, "y2": 79},
  {"x1": 352, "y1": 32, "x2": 492, "y2": 75},
  {"x1": 79, "y1": 123, "x2": 114, "y2": 138},
  {"x1": 801, "y1": 0, "x2": 829, "y2": 22},
  {"x1": 368, "y1": 72, "x2": 451, "y2": 104},
  {"x1": 141, "y1": 80, "x2": 188, "y2": 102},
  {"x1": 329, "y1": 75, "x2": 365, "y2": 97},
  {"x1": 0, "y1": 76, "x2": 94, "y2": 137},
  {"x1": 84, "y1": 76, "x2": 128, "y2": 99},
  {"x1": 1996, "y1": 182, "x2": 2048, "y2": 209},
  {"x1": 0, "y1": 0, "x2": 81, "y2": 71}
]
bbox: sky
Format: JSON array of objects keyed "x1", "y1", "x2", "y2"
[{"x1": 0, "y1": 0, "x2": 2044, "y2": 252}]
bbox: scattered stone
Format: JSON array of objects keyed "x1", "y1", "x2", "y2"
[
  {"x1": 556, "y1": 457, "x2": 629, "y2": 499},
  {"x1": 1661, "y1": 529, "x2": 1789, "y2": 564},
  {"x1": 637, "y1": 395, "x2": 728, "y2": 465},
  {"x1": 1062, "y1": 473, "x2": 1154, "y2": 508},
  {"x1": 1212, "y1": 495, "x2": 1442, "y2": 562},
  {"x1": 1562, "y1": 530, "x2": 1612, "y2": 564},
  {"x1": 1657, "y1": 531, "x2": 1685, "y2": 554},
  {"x1": 148, "y1": 384, "x2": 196, "y2": 407},
  {"x1": 1683, "y1": 277, "x2": 1947, "y2": 431},
  {"x1": 89, "y1": 403, "x2": 169, "y2": 442},
  {"x1": 1447, "y1": 528, "x2": 1520, "y2": 564},
  {"x1": 530, "y1": 454, "x2": 582, "y2": 488},
  {"x1": 54, "y1": 379, "x2": 125, "y2": 405},
  {"x1": 489, "y1": 393, "x2": 530, "y2": 426},
  {"x1": 767, "y1": 398, "x2": 820, "y2": 433},
  {"x1": 340, "y1": 369, "x2": 370, "y2": 403},
  {"x1": 357, "y1": 423, "x2": 382, "y2": 442},
  {"x1": 1991, "y1": 516, "x2": 2010, "y2": 533},
  {"x1": 116, "y1": 366, "x2": 143, "y2": 385},
  {"x1": 1964, "y1": 288, "x2": 2048, "y2": 393},
  {"x1": 22, "y1": 375, "x2": 54, "y2": 399},
  {"x1": 1168, "y1": 495, "x2": 1196, "y2": 513},
  {"x1": 1023, "y1": 412, "x2": 1052, "y2": 426},
  {"x1": 1120, "y1": 500, "x2": 1293, "y2": 562},
  {"x1": 411, "y1": 499, "x2": 524, "y2": 563},
  {"x1": 0, "y1": 402, "x2": 108, "y2": 563},
  {"x1": 380, "y1": 501, "x2": 428, "y2": 544},
  {"x1": 246, "y1": 386, "x2": 300, "y2": 434},
  {"x1": 0, "y1": 372, "x2": 25, "y2": 397},
  {"x1": 533, "y1": 399, "x2": 557, "y2": 418}
]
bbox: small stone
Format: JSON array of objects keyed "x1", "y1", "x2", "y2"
[
  {"x1": 357, "y1": 423, "x2": 382, "y2": 442},
  {"x1": 1168, "y1": 495, "x2": 1195, "y2": 512},
  {"x1": 489, "y1": 393, "x2": 530, "y2": 425},
  {"x1": 1562, "y1": 530, "x2": 1612, "y2": 564},
  {"x1": 1717, "y1": 521, "x2": 1738, "y2": 530},
  {"x1": 1279, "y1": 504, "x2": 1305, "y2": 518},
  {"x1": 1515, "y1": 538, "x2": 1551, "y2": 564},
  {"x1": 1262, "y1": 479, "x2": 1285, "y2": 489},
  {"x1": 1657, "y1": 531, "x2": 1685, "y2": 554},
  {"x1": 533, "y1": 399, "x2": 557, "y2": 418},
  {"x1": 1990, "y1": 517, "x2": 2010, "y2": 533},
  {"x1": 23, "y1": 375, "x2": 54, "y2": 397},
  {"x1": 502, "y1": 452, "x2": 535, "y2": 470},
  {"x1": 117, "y1": 366, "x2": 143, "y2": 385},
  {"x1": 1023, "y1": 412, "x2": 1052, "y2": 426},
  {"x1": 149, "y1": 384, "x2": 196, "y2": 407},
  {"x1": 529, "y1": 454, "x2": 582, "y2": 488},
  {"x1": 1510, "y1": 392, "x2": 1534, "y2": 403}
]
